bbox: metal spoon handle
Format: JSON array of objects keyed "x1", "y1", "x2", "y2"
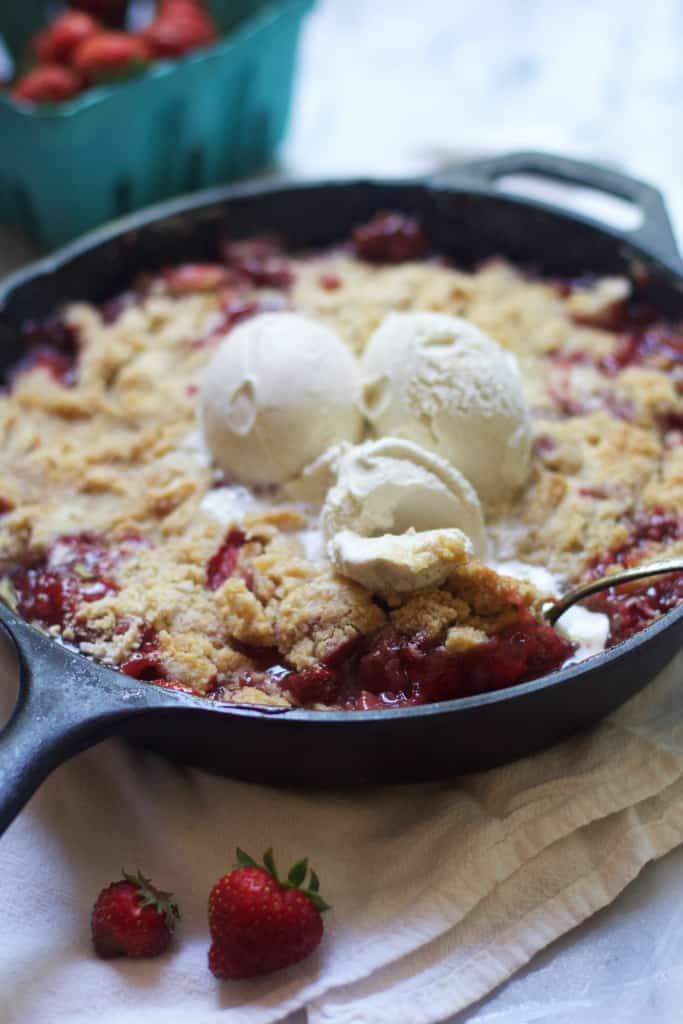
[{"x1": 544, "y1": 557, "x2": 683, "y2": 626}]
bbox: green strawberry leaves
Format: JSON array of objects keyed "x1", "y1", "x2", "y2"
[
  {"x1": 123, "y1": 868, "x2": 180, "y2": 932},
  {"x1": 233, "y1": 848, "x2": 331, "y2": 912},
  {"x1": 235, "y1": 848, "x2": 259, "y2": 869},
  {"x1": 287, "y1": 858, "x2": 308, "y2": 888},
  {"x1": 262, "y1": 848, "x2": 279, "y2": 881},
  {"x1": 304, "y1": 889, "x2": 331, "y2": 914}
]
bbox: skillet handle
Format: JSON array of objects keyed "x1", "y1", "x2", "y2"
[
  {"x1": 444, "y1": 151, "x2": 682, "y2": 270},
  {"x1": 0, "y1": 606, "x2": 169, "y2": 837}
]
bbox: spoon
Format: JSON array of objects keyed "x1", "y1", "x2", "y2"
[{"x1": 543, "y1": 557, "x2": 683, "y2": 626}]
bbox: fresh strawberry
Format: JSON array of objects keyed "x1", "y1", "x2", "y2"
[
  {"x1": 208, "y1": 848, "x2": 330, "y2": 979},
  {"x1": 142, "y1": 0, "x2": 218, "y2": 59},
  {"x1": 91, "y1": 869, "x2": 179, "y2": 958},
  {"x1": 33, "y1": 11, "x2": 100, "y2": 65},
  {"x1": 72, "y1": 30, "x2": 151, "y2": 82},
  {"x1": 12, "y1": 64, "x2": 83, "y2": 103},
  {"x1": 68, "y1": 0, "x2": 129, "y2": 26}
]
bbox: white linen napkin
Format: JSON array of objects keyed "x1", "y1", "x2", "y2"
[{"x1": 2, "y1": 646, "x2": 683, "y2": 1024}]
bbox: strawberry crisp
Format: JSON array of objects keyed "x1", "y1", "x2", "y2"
[{"x1": 0, "y1": 215, "x2": 682, "y2": 711}]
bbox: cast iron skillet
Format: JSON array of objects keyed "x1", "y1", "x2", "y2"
[{"x1": 1, "y1": 151, "x2": 683, "y2": 837}]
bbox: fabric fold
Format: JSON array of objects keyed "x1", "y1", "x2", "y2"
[{"x1": 2, "y1": 653, "x2": 683, "y2": 1024}]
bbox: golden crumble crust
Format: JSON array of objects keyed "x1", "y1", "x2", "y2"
[
  {"x1": 275, "y1": 573, "x2": 386, "y2": 670},
  {"x1": 0, "y1": 244, "x2": 680, "y2": 706}
]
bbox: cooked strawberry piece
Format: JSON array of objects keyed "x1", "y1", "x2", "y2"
[
  {"x1": 319, "y1": 273, "x2": 341, "y2": 291},
  {"x1": 533, "y1": 434, "x2": 558, "y2": 456},
  {"x1": 22, "y1": 315, "x2": 80, "y2": 356},
  {"x1": 352, "y1": 212, "x2": 428, "y2": 263},
  {"x1": 16, "y1": 347, "x2": 78, "y2": 386},
  {"x1": 550, "y1": 319, "x2": 683, "y2": 381},
  {"x1": 662, "y1": 412, "x2": 683, "y2": 446},
  {"x1": 33, "y1": 11, "x2": 100, "y2": 64},
  {"x1": 589, "y1": 574, "x2": 683, "y2": 645},
  {"x1": 193, "y1": 295, "x2": 289, "y2": 348},
  {"x1": 8, "y1": 316, "x2": 80, "y2": 388},
  {"x1": 547, "y1": 383, "x2": 585, "y2": 417},
  {"x1": 630, "y1": 509, "x2": 683, "y2": 547},
  {"x1": 285, "y1": 665, "x2": 337, "y2": 705},
  {"x1": 121, "y1": 649, "x2": 166, "y2": 680},
  {"x1": 11, "y1": 533, "x2": 120, "y2": 631},
  {"x1": 585, "y1": 507, "x2": 683, "y2": 644},
  {"x1": 163, "y1": 263, "x2": 232, "y2": 295},
  {"x1": 199, "y1": 299, "x2": 262, "y2": 343},
  {"x1": 354, "y1": 630, "x2": 416, "y2": 695},
  {"x1": 281, "y1": 601, "x2": 574, "y2": 711},
  {"x1": 587, "y1": 507, "x2": 683, "y2": 579},
  {"x1": 121, "y1": 625, "x2": 167, "y2": 680},
  {"x1": 13, "y1": 570, "x2": 77, "y2": 627},
  {"x1": 72, "y1": 31, "x2": 151, "y2": 82},
  {"x1": 548, "y1": 350, "x2": 590, "y2": 370},
  {"x1": 221, "y1": 236, "x2": 293, "y2": 290},
  {"x1": 602, "y1": 326, "x2": 683, "y2": 375},
  {"x1": 663, "y1": 412, "x2": 683, "y2": 433},
  {"x1": 206, "y1": 530, "x2": 246, "y2": 590},
  {"x1": 13, "y1": 567, "x2": 111, "y2": 628},
  {"x1": 220, "y1": 295, "x2": 288, "y2": 328},
  {"x1": 349, "y1": 612, "x2": 573, "y2": 709},
  {"x1": 12, "y1": 64, "x2": 83, "y2": 103}
]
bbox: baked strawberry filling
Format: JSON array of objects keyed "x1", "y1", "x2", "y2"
[
  {"x1": 206, "y1": 530, "x2": 247, "y2": 590},
  {"x1": 585, "y1": 509, "x2": 683, "y2": 646},
  {"x1": 1, "y1": 213, "x2": 682, "y2": 711},
  {"x1": 352, "y1": 211, "x2": 428, "y2": 263},
  {"x1": 9, "y1": 532, "x2": 150, "y2": 644},
  {"x1": 221, "y1": 595, "x2": 575, "y2": 711}
]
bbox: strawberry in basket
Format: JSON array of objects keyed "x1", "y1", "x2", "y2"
[
  {"x1": 12, "y1": 64, "x2": 83, "y2": 103},
  {"x1": 72, "y1": 31, "x2": 151, "y2": 82},
  {"x1": 34, "y1": 11, "x2": 101, "y2": 65},
  {"x1": 142, "y1": 0, "x2": 218, "y2": 59}
]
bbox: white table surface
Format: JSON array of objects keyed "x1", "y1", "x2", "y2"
[{"x1": 2, "y1": 1, "x2": 683, "y2": 1021}]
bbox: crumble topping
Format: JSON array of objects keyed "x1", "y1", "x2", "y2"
[{"x1": 1, "y1": 226, "x2": 681, "y2": 709}]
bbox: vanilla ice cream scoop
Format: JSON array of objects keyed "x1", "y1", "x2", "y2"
[
  {"x1": 200, "y1": 313, "x2": 362, "y2": 484},
  {"x1": 359, "y1": 312, "x2": 532, "y2": 506},
  {"x1": 330, "y1": 527, "x2": 473, "y2": 595},
  {"x1": 322, "y1": 437, "x2": 488, "y2": 559}
]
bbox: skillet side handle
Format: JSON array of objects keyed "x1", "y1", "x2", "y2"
[
  {"x1": 438, "y1": 151, "x2": 683, "y2": 271},
  {"x1": 0, "y1": 609, "x2": 162, "y2": 838}
]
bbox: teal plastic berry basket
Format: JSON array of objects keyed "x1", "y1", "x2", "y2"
[{"x1": 0, "y1": 0, "x2": 313, "y2": 248}]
